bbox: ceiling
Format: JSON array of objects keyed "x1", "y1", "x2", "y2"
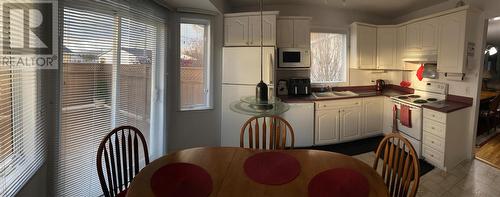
[
  {"x1": 158, "y1": 0, "x2": 219, "y2": 12},
  {"x1": 227, "y1": 0, "x2": 448, "y2": 18},
  {"x1": 488, "y1": 19, "x2": 500, "y2": 46}
]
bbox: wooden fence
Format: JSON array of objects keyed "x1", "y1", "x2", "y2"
[{"x1": 180, "y1": 67, "x2": 205, "y2": 108}]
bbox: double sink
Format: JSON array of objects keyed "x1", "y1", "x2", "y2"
[{"x1": 312, "y1": 90, "x2": 379, "y2": 99}]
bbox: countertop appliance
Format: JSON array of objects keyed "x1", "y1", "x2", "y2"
[
  {"x1": 375, "y1": 79, "x2": 386, "y2": 92},
  {"x1": 278, "y1": 48, "x2": 311, "y2": 68},
  {"x1": 288, "y1": 78, "x2": 311, "y2": 96},
  {"x1": 281, "y1": 103, "x2": 314, "y2": 147},
  {"x1": 221, "y1": 47, "x2": 275, "y2": 147},
  {"x1": 390, "y1": 81, "x2": 448, "y2": 158},
  {"x1": 277, "y1": 80, "x2": 288, "y2": 96}
]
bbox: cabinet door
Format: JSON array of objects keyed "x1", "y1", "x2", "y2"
[
  {"x1": 340, "y1": 106, "x2": 362, "y2": 141},
  {"x1": 363, "y1": 97, "x2": 383, "y2": 136},
  {"x1": 249, "y1": 15, "x2": 276, "y2": 46},
  {"x1": 377, "y1": 27, "x2": 397, "y2": 69},
  {"x1": 292, "y1": 19, "x2": 310, "y2": 48},
  {"x1": 437, "y1": 11, "x2": 467, "y2": 73},
  {"x1": 406, "y1": 22, "x2": 421, "y2": 51},
  {"x1": 421, "y1": 18, "x2": 439, "y2": 51},
  {"x1": 396, "y1": 25, "x2": 406, "y2": 69},
  {"x1": 277, "y1": 19, "x2": 294, "y2": 48},
  {"x1": 225, "y1": 17, "x2": 249, "y2": 46},
  {"x1": 357, "y1": 25, "x2": 377, "y2": 69},
  {"x1": 315, "y1": 110, "x2": 340, "y2": 145},
  {"x1": 382, "y1": 97, "x2": 395, "y2": 134}
]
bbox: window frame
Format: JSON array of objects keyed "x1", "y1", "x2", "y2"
[
  {"x1": 309, "y1": 27, "x2": 350, "y2": 87},
  {"x1": 178, "y1": 17, "x2": 213, "y2": 111}
]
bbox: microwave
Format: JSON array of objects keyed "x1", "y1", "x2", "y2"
[{"x1": 278, "y1": 48, "x2": 311, "y2": 68}]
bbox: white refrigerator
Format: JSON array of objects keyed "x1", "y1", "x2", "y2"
[{"x1": 221, "y1": 47, "x2": 275, "y2": 147}]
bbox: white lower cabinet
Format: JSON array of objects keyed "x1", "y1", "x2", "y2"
[{"x1": 315, "y1": 97, "x2": 383, "y2": 145}]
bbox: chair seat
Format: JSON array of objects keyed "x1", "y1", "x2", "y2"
[{"x1": 116, "y1": 188, "x2": 127, "y2": 197}]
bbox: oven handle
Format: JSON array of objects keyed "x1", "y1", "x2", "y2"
[{"x1": 390, "y1": 100, "x2": 422, "y2": 110}]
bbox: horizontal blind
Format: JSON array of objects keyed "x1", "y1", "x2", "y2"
[
  {"x1": 58, "y1": 1, "x2": 165, "y2": 196},
  {"x1": 0, "y1": 4, "x2": 47, "y2": 197}
]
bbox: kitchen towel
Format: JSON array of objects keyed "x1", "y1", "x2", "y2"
[
  {"x1": 150, "y1": 162, "x2": 213, "y2": 197},
  {"x1": 244, "y1": 152, "x2": 301, "y2": 185},
  {"x1": 400, "y1": 104, "x2": 412, "y2": 128},
  {"x1": 393, "y1": 105, "x2": 399, "y2": 132}
]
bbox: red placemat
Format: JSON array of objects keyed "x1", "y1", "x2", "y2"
[
  {"x1": 150, "y1": 162, "x2": 212, "y2": 197},
  {"x1": 244, "y1": 152, "x2": 301, "y2": 185},
  {"x1": 308, "y1": 168, "x2": 370, "y2": 197}
]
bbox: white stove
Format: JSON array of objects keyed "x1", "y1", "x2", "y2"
[{"x1": 389, "y1": 82, "x2": 448, "y2": 158}]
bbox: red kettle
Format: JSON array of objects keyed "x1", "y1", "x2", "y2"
[{"x1": 375, "y1": 79, "x2": 386, "y2": 91}]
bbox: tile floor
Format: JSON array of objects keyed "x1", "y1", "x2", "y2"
[{"x1": 353, "y1": 152, "x2": 500, "y2": 197}]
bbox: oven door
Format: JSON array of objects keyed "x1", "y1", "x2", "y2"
[
  {"x1": 278, "y1": 48, "x2": 310, "y2": 68},
  {"x1": 392, "y1": 101, "x2": 423, "y2": 141}
]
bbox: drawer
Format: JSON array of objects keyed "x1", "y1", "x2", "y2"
[
  {"x1": 316, "y1": 99, "x2": 361, "y2": 110},
  {"x1": 423, "y1": 109, "x2": 446, "y2": 123},
  {"x1": 423, "y1": 145, "x2": 444, "y2": 167},
  {"x1": 423, "y1": 132, "x2": 445, "y2": 153},
  {"x1": 423, "y1": 118, "x2": 446, "y2": 138}
]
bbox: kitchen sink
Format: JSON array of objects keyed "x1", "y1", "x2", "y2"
[{"x1": 313, "y1": 91, "x2": 359, "y2": 98}]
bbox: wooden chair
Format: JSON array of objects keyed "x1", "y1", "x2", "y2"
[
  {"x1": 240, "y1": 116, "x2": 295, "y2": 150},
  {"x1": 373, "y1": 133, "x2": 420, "y2": 197},
  {"x1": 97, "y1": 126, "x2": 150, "y2": 197}
]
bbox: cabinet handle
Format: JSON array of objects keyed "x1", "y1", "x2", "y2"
[
  {"x1": 323, "y1": 105, "x2": 327, "y2": 107},
  {"x1": 431, "y1": 127, "x2": 435, "y2": 129}
]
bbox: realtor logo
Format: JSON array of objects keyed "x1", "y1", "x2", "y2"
[{"x1": 1, "y1": 1, "x2": 58, "y2": 69}]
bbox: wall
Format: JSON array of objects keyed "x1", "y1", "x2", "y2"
[{"x1": 166, "y1": 12, "x2": 224, "y2": 152}]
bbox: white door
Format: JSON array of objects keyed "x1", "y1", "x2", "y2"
[
  {"x1": 315, "y1": 109, "x2": 340, "y2": 145},
  {"x1": 221, "y1": 85, "x2": 253, "y2": 147},
  {"x1": 340, "y1": 106, "x2": 362, "y2": 141},
  {"x1": 357, "y1": 25, "x2": 377, "y2": 69},
  {"x1": 382, "y1": 97, "x2": 395, "y2": 134},
  {"x1": 225, "y1": 16, "x2": 249, "y2": 46},
  {"x1": 277, "y1": 19, "x2": 294, "y2": 48},
  {"x1": 363, "y1": 97, "x2": 383, "y2": 136},
  {"x1": 396, "y1": 25, "x2": 406, "y2": 69},
  {"x1": 406, "y1": 22, "x2": 421, "y2": 51},
  {"x1": 377, "y1": 27, "x2": 397, "y2": 69},
  {"x1": 292, "y1": 19, "x2": 310, "y2": 48},
  {"x1": 421, "y1": 18, "x2": 439, "y2": 51},
  {"x1": 437, "y1": 11, "x2": 466, "y2": 73},
  {"x1": 281, "y1": 103, "x2": 314, "y2": 147},
  {"x1": 222, "y1": 47, "x2": 261, "y2": 85}
]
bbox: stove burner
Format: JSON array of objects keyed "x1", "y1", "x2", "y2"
[
  {"x1": 427, "y1": 98, "x2": 438, "y2": 102},
  {"x1": 408, "y1": 95, "x2": 421, "y2": 98},
  {"x1": 398, "y1": 96, "x2": 409, "y2": 99},
  {"x1": 413, "y1": 99, "x2": 428, "y2": 104}
]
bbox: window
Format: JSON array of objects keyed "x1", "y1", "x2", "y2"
[
  {"x1": 310, "y1": 32, "x2": 347, "y2": 84},
  {"x1": 180, "y1": 19, "x2": 211, "y2": 111},
  {"x1": 57, "y1": 4, "x2": 165, "y2": 196}
]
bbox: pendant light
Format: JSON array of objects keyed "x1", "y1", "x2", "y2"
[{"x1": 255, "y1": 0, "x2": 268, "y2": 102}]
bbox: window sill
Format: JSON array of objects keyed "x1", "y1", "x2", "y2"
[{"x1": 179, "y1": 106, "x2": 213, "y2": 112}]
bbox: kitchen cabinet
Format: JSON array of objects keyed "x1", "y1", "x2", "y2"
[
  {"x1": 277, "y1": 17, "x2": 311, "y2": 48},
  {"x1": 363, "y1": 97, "x2": 384, "y2": 136},
  {"x1": 340, "y1": 106, "x2": 363, "y2": 141},
  {"x1": 422, "y1": 108, "x2": 470, "y2": 171},
  {"x1": 396, "y1": 26, "x2": 407, "y2": 69},
  {"x1": 315, "y1": 109, "x2": 341, "y2": 145},
  {"x1": 224, "y1": 12, "x2": 278, "y2": 46},
  {"x1": 350, "y1": 23, "x2": 377, "y2": 69},
  {"x1": 376, "y1": 27, "x2": 398, "y2": 69},
  {"x1": 436, "y1": 11, "x2": 467, "y2": 73},
  {"x1": 382, "y1": 97, "x2": 394, "y2": 134},
  {"x1": 281, "y1": 103, "x2": 314, "y2": 147},
  {"x1": 315, "y1": 99, "x2": 363, "y2": 145},
  {"x1": 405, "y1": 18, "x2": 439, "y2": 52}
]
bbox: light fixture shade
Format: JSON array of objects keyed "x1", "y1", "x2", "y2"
[{"x1": 489, "y1": 47, "x2": 497, "y2": 55}]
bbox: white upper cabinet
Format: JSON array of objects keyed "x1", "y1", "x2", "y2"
[
  {"x1": 405, "y1": 18, "x2": 439, "y2": 52},
  {"x1": 396, "y1": 25, "x2": 407, "y2": 69},
  {"x1": 437, "y1": 11, "x2": 467, "y2": 73},
  {"x1": 249, "y1": 15, "x2": 276, "y2": 46},
  {"x1": 421, "y1": 18, "x2": 439, "y2": 51},
  {"x1": 224, "y1": 12, "x2": 278, "y2": 46},
  {"x1": 350, "y1": 23, "x2": 377, "y2": 69},
  {"x1": 225, "y1": 17, "x2": 249, "y2": 46},
  {"x1": 377, "y1": 27, "x2": 398, "y2": 69},
  {"x1": 292, "y1": 19, "x2": 311, "y2": 48},
  {"x1": 276, "y1": 17, "x2": 311, "y2": 48}
]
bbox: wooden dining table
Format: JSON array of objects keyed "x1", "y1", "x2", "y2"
[{"x1": 126, "y1": 147, "x2": 389, "y2": 197}]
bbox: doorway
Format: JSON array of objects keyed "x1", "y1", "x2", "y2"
[{"x1": 475, "y1": 15, "x2": 500, "y2": 169}]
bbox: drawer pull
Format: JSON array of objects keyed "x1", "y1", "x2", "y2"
[
  {"x1": 323, "y1": 105, "x2": 327, "y2": 107},
  {"x1": 431, "y1": 141, "x2": 435, "y2": 144},
  {"x1": 431, "y1": 127, "x2": 435, "y2": 129}
]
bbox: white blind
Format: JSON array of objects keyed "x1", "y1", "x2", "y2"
[
  {"x1": 57, "y1": 1, "x2": 165, "y2": 196},
  {"x1": 0, "y1": 4, "x2": 47, "y2": 197}
]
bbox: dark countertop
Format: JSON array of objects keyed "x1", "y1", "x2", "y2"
[
  {"x1": 422, "y1": 100, "x2": 472, "y2": 113},
  {"x1": 279, "y1": 89, "x2": 410, "y2": 103}
]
